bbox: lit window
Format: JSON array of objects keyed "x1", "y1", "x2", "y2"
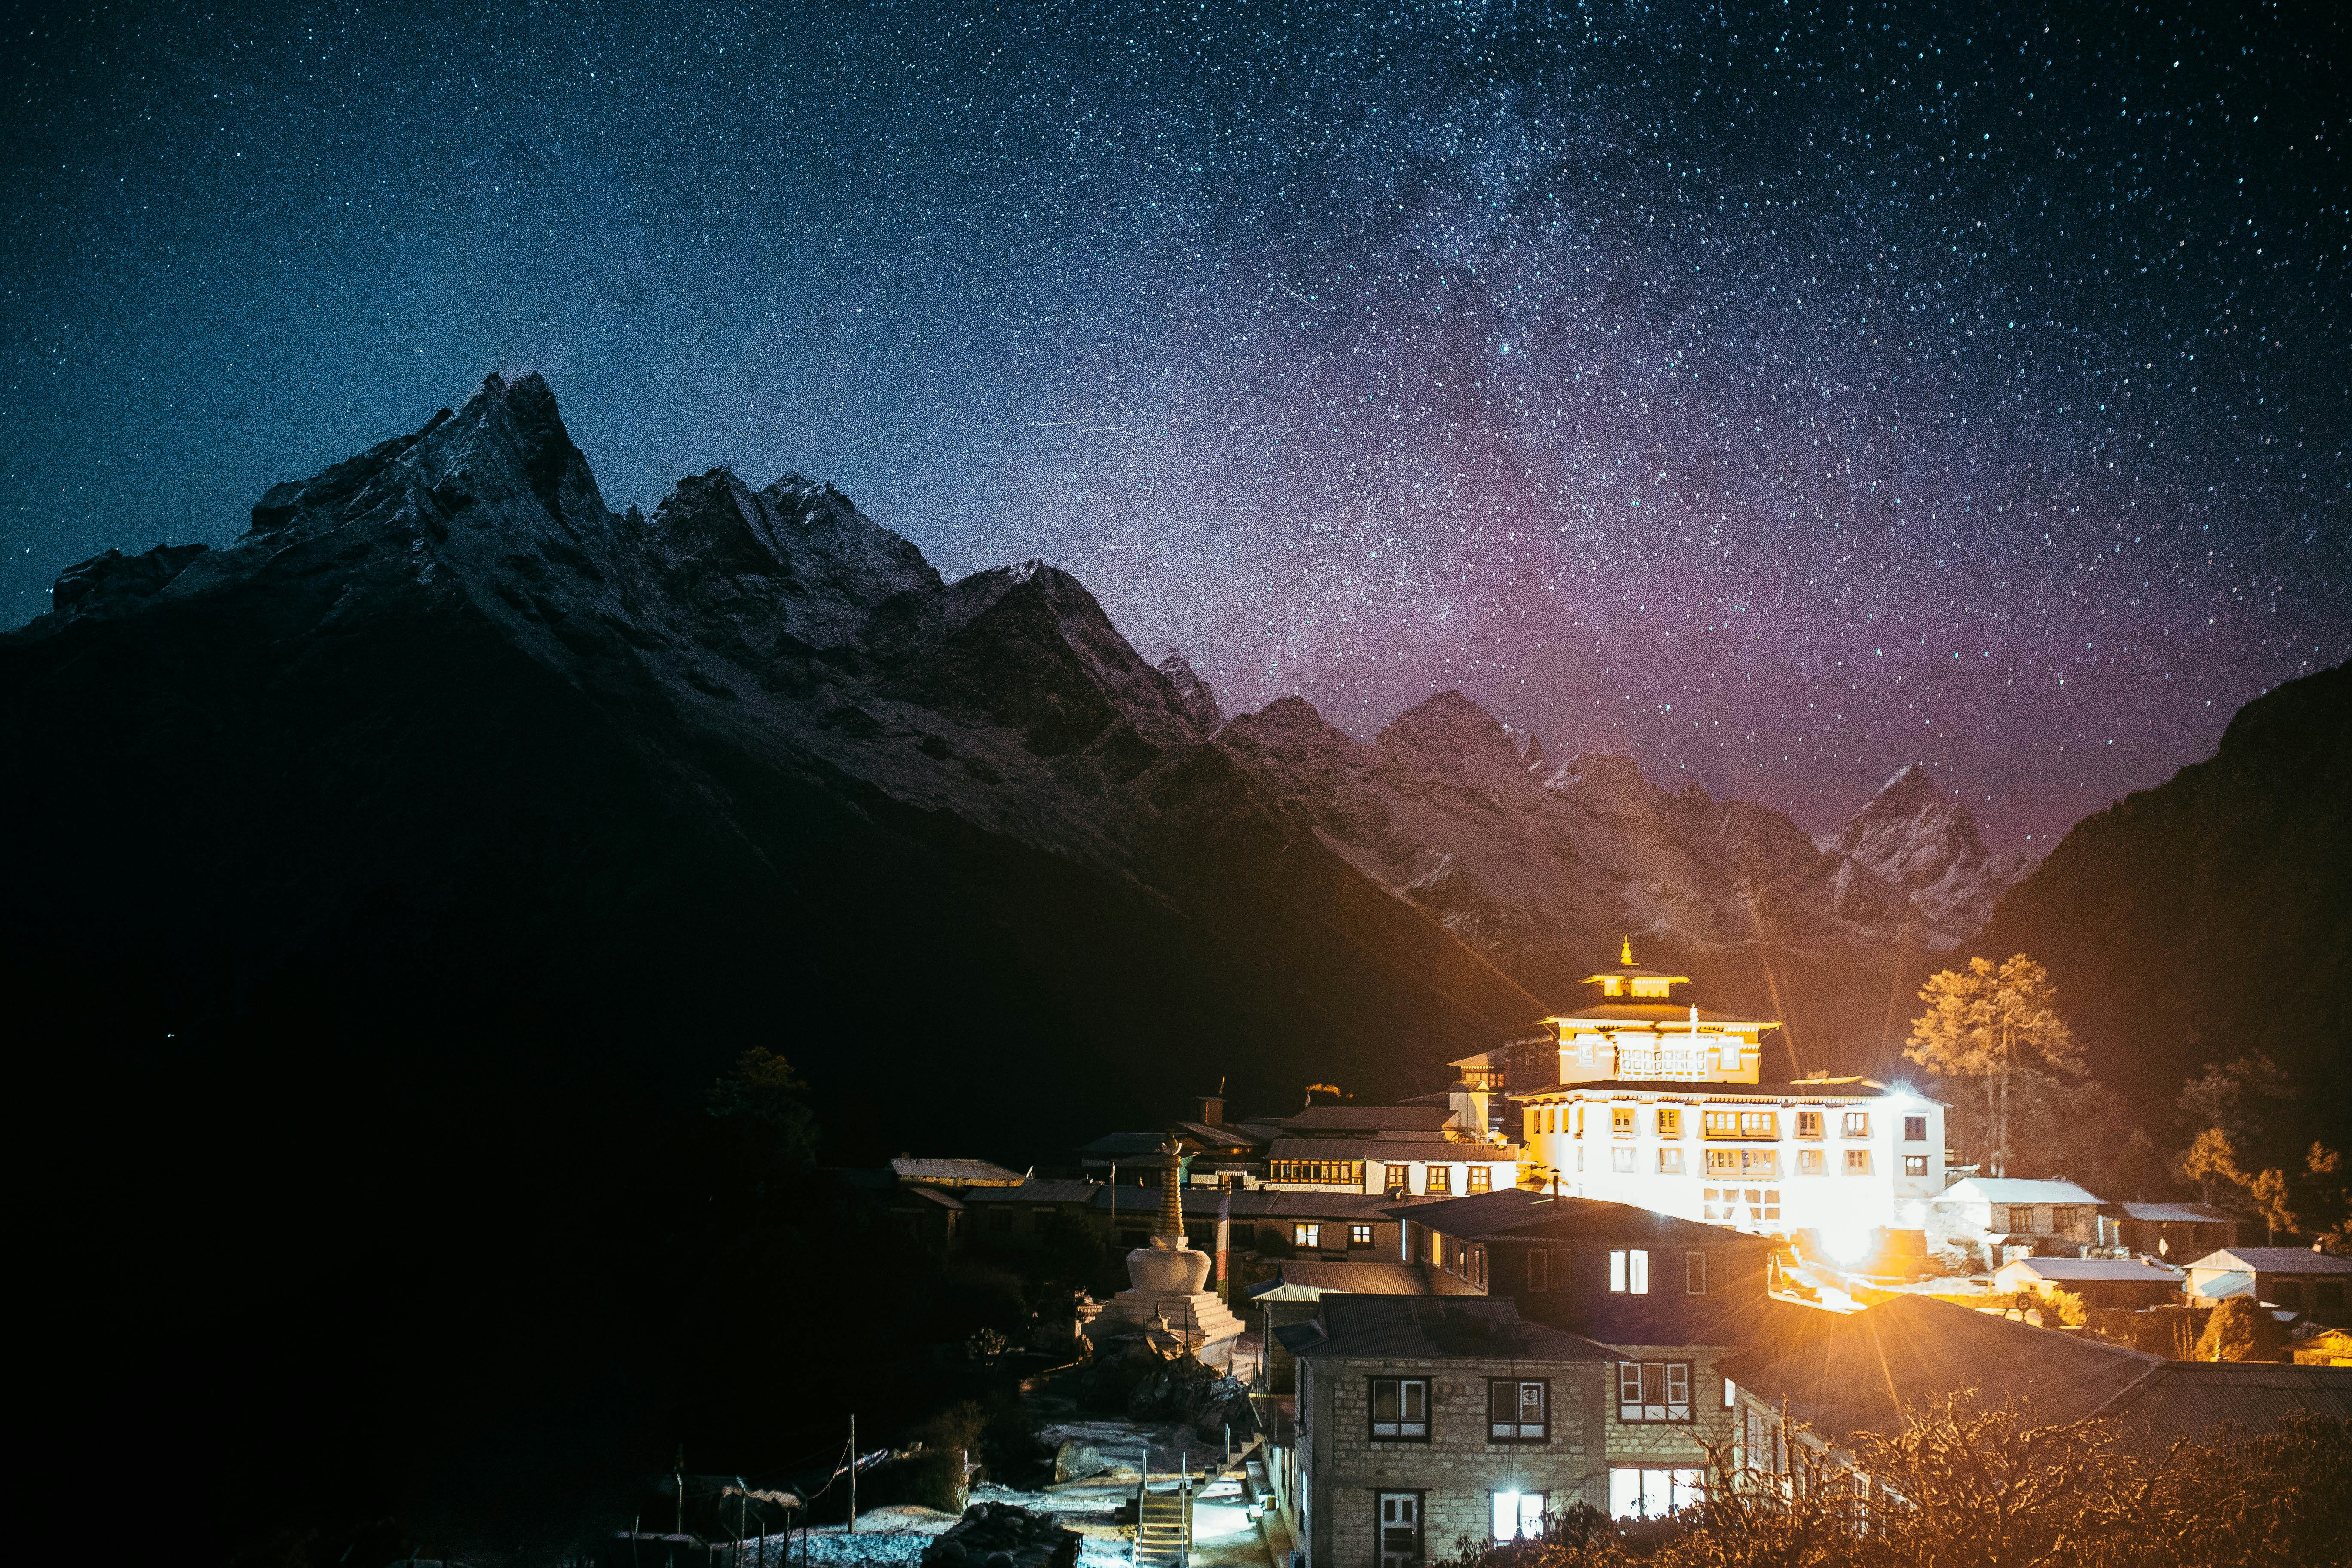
[
  {"x1": 1903, "y1": 1115, "x2": 1928, "y2": 1142},
  {"x1": 1798, "y1": 1150, "x2": 1825, "y2": 1176},
  {"x1": 1491, "y1": 1490, "x2": 1546, "y2": 1540},
  {"x1": 1657, "y1": 1148, "x2": 1683, "y2": 1174},
  {"x1": 1904, "y1": 1155, "x2": 1929, "y2": 1177},
  {"x1": 1294, "y1": 1223, "x2": 1321, "y2": 1248},
  {"x1": 1844, "y1": 1150, "x2": 1873, "y2": 1176},
  {"x1": 1656, "y1": 1107, "x2": 1681, "y2": 1138},
  {"x1": 1608, "y1": 1467, "x2": 1703, "y2": 1519},
  {"x1": 1722, "y1": 1376, "x2": 1737, "y2": 1409},
  {"x1": 1370, "y1": 1377, "x2": 1429, "y2": 1439},
  {"x1": 1842, "y1": 1111, "x2": 1871, "y2": 1139},
  {"x1": 1427, "y1": 1165, "x2": 1452, "y2": 1194},
  {"x1": 1610, "y1": 1249, "x2": 1650, "y2": 1293},
  {"x1": 1612, "y1": 1145, "x2": 1635, "y2": 1173},
  {"x1": 1490, "y1": 1378, "x2": 1550, "y2": 1441},
  {"x1": 1795, "y1": 1111, "x2": 1824, "y2": 1139},
  {"x1": 1612, "y1": 1106, "x2": 1636, "y2": 1135},
  {"x1": 1686, "y1": 1252, "x2": 1706, "y2": 1294},
  {"x1": 1351, "y1": 1224, "x2": 1375, "y2": 1246},
  {"x1": 1470, "y1": 1165, "x2": 1492, "y2": 1193}
]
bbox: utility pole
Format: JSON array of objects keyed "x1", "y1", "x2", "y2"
[{"x1": 848, "y1": 1415, "x2": 857, "y2": 1535}]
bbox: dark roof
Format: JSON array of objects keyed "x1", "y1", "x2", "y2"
[
  {"x1": 1096, "y1": 1188, "x2": 1445, "y2": 1221},
  {"x1": 1512, "y1": 1078, "x2": 1899, "y2": 1102},
  {"x1": 1265, "y1": 1136, "x2": 1519, "y2": 1161},
  {"x1": 1075, "y1": 1131, "x2": 1169, "y2": 1158},
  {"x1": 1243, "y1": 1260, "x2": 1436, "y2": 1300},
  {"x1": 1285, "y1": 1105, "x2": 1459, "y2": 1133},
  {"x1": 1736, "y1": 1295, "x2": 2352, "y2": 1451},
  {"x1": 1287, "y1": 1296, "x2": 1620, "y2": 1364},
  {"x1": 1172, "y1": 1121, "x2": 1274, "y2": 1148},
  {"x1": 2190, "y1": 1248, "x2": 2352, "y2": 1275},
  {"x1": 1388, "y1": 1188, "x2": 1777, "y2": 1250},
  {"x1": 959, "y1": 1179, "x2": 1104, "y2": 1206},
  {"x1": 890, "y1": 1157, "x2": 1022, "y2": 1185},
  {"x1": 890, "y1": 1185, "x2": 964, "y2": 1211}
]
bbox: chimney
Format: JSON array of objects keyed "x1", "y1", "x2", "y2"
[{"x1": 1198, "y1": 1094, "x2": 1225, "y2": 1127}]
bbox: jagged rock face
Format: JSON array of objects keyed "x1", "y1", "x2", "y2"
[
  {"x1": 3, "y1": 372, "x2": 1540, "y2": 1139},
  {"x1": 1217, "y1": 690, "x2": 2023, "y2": 1075},
  {"x1": 1829, "y1": 763, "x2": 2031, "y2": 935}
]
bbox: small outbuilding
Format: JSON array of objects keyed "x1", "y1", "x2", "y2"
[
  {"x1": 2183, "y1": 1247, "x2": 2352, "y2": 1327},
  {"x1": 1992, "y1": 1255, "x2": 2184, "y2": 1311}
]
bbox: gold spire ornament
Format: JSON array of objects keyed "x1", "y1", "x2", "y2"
[{"x1": 1621, "y1": 934, "x2": 1635, "y2": 967}]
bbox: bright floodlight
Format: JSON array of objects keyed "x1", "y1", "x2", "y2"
[{"x1": 1824, "y1": 1225, "x2": 1872, "y2": 1264}]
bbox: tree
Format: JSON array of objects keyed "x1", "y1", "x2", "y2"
[
  {"x1": 2176, "y1": 1053, "x2": 2292, "y2": 1156},
  {"x1": 1905, "y1": 954, "x2": 2082, "y2": 1177},
  {"x1": 705, "y1": 1047, "x2": 820, "y2": 1186},
  {"x1": 2197, "y1": 1296, "x2": 2286, "y2": 1363},
  {"x1": 2308, "y1": 1144, "x2": 2352, "y2": 1257},
  {"x1": 2181, "y1": 1127, "x2": 2246, "y2": 1208}
]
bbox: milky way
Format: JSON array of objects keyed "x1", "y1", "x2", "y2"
[{"x1": 4, "y1": 1, "x2": 2344, "y2": 845}]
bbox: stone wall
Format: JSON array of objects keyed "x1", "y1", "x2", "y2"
[{"x1": 1298, "y1": 1354, "x2": 1607, "y2": 1568}]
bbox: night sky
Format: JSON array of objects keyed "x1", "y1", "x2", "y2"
[{"x1": 5, "y1": 1, "x2": 2343, "y2": 848}]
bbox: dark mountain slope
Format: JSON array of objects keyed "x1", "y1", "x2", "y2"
[{"x1": 1970, "y1": 661, "x2": 2352, "y2": 1135}]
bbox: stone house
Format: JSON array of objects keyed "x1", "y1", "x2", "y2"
[
  {"x1": 2094, "y1": 1200, "x2": 2240, "y2": 1262},
  {"x1": 1926, "y1": 1177, "x2": 2103, "y2": 1264},
  {"x1": 2183, "y1": 1247, "x2": 2352, "y2": 1327},
  {"x1": 1279, "y1": 1297, "x2": 1619, "y2": 1568}
]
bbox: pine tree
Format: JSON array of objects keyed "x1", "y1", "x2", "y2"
[{"x1": 1904, "y1": 954, "x2": 2082, "y2": 1177}]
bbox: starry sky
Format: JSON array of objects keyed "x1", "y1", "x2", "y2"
[{"x1": 4, "y1": 0, "x2": 2344, "y2": 847}]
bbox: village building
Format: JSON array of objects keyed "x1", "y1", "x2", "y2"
[
  {"x1": 2094, "y1": 1199, "x2": 2241, "y2": 1261},
  {"x1": 888, "y1": 1156, "x2": 1024, "y2": 1188},
  {"x1": 1277, "y1": 1296, "x2": 1622, "y2": 1567},
  {"x1": 1727, "y1": 1295, "x2": 2352, "y2": 1493},
  {"x1": 1992, "y1": 1255, "x2": 2185, "y2": 1311},
  {"x1": 2182, "y1": 1246, "x2": 2352, "y2": 1326},
  {"x1": 1506, "y1": 943, "x2": 1944, "y2": 1268},
  {"x1": 1926, "y1": 1176, "x2": 2104, "y2": 1265},
  {"x1": 1263, "y1": 1103, "x2": 1523, "y2": 1199},
  {"x1": 2294, "y1": 1327, "x2": 2352, "y2": 1366}
]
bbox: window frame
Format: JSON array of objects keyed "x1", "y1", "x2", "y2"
[
  {"x1": 1904, "y1": 1154, "x2": 1929, "y2": 1177},
  {"x1": 1488, "y1": 1377, "x2": 1551, "y2": 1443},
  {"x1": 1655, "y1": 1106, "x2": 1681, "y2": 1139},
  {"x1": 1841, "y1": 1111, "x2": 1871, "y2": 1139},
  {"x1": 1294, "y1": 1222, "x2": 1322, "y2": 1248},
  {"x1": 1902, "y1": 1114, "x2": 1928, "y2": 1142},
  {"x1": 1657, "y1": 1147, "x2": 1684, "y2": 1174},
  {"x1": 1350, "y1": 1223, "x2": 1375, "y2": 1247},
  {"x1": 1425, "y1": 1164, "x2": 1452, "y2": 1195},
  {"x1": 1617, "y1": 1360, "x2": 1695, "y2": 1424},
  {"x1": 1611, "y1": 1105, "x2": 1637, "y2": 1136},
  {"x1": 1844, "y1": 1149, "x2": 1874, "y2": 1176},
  {"x1": 1369, "y1": 1375, "x2": 1433, "y2": 1441},
  {"x1": 1611, "y1": 1145, "x2": 1636, "y2": 1173},
  {"x1": 1798, "y1": 1148, "x2": 1826, "y2": 1176},
  {"x1": 1490, "y1": 1489, "x2": 1546, "y2": 1542},
  {"x1": 1795, "y1": 1110, "x2": 1825, "y2": 1139},
  {"x1": 1469, "y1": 1165, "x2": 1492, "y2": 1194},
  {"x1": 1609, "y1": 1248, "x2": 1651, "y2": 1294}
]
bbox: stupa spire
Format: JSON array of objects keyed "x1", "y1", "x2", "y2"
[
  {"x1": 1620, "y1": 934, "x2": 1635, "y2": 966},
  {"x1": 1157, "y1": 1133, "x2": 1187, "y2": 1243}
]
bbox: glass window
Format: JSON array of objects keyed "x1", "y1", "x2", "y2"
[
  {"x1": 1491, "y1": 1491, "x2": 1545, "y2": 1540},
  {"x1": 1371, "y1": 1377, "x2": 1430, "y2": 1438},
  {"x1": 1469, "y1": 1165, "x2": 1492, "y2": 1193},
  {"x1": 1798, "y1": 1149, "x2": 1825, "y2": 1175},
  {"x1": 1294, "y1": 1222, "x2": 1321, "y2": 1248},
  {"x1": 1903, "y1": 1115, "x2": 1928, "y2": 1142},
  {"x1": 1612, "y1": 1145, "x2": 1635, "y2": 1173},
  {"x1": 1656, "y1": 1107, "x2": 1681, "y2": 1138},
  {"x1": 1658, "y1": 1148, "x2": 1683, "y2": 1174},
  {"x1": 1905, "y1": 1155, "x2": 1929, "y2": 1177},
  {"x1": 1426, "y1": 1165, "x2": 1452, "y2": 1194},
  {"x1": 1842, "y1": 1111, "x2": 1870, "y2": 1139},
  {"x1": 1844, "y1": 1149, "x2": 1872, "y2": 1176},
  {"x1": 1795, "y1": 1110, "x2": 1824, "y2": 1139},
  {"x1": 1612, "y1": 1106, "x2": 1636, "y2": 1135},
  {"x1": 1490, "y1": 1378, "x2": 1548, "y2": 1440},
  {"x1": 1351, "y1": 1224, "x2": 1375, "y2": 1246},
  {"x1": 1617, "y1": 1362, "x2": 1694, "y2": 1423},
  {"x1": 1608, "y1": 1468, "x2": 1702, "y2": 1519}
]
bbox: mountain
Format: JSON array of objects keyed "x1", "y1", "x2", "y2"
[
  {"x1": 1969, "y1": 661, "x2": 2352, "y2": 1135},
  {"x1": 1216, "y1": 692, "x2": 2029, "y2": 1078},
  {"x1": 1824, "y1": 763, "x2": 2033, "y2": 937}
]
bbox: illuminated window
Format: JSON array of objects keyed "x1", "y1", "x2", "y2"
[
  {"x1": 1707, "y1": 1149, "x2": 1779, "y2": 1178},
  {"x1": 1657, "y1": 1148, "x2": 1683, "y2": 1174},
  {"x1": 1903, "y1": 1115, "x2": 1928, "y2": 1142},
  {"x1": 1612, "y1": 1106, "x2": 1636, "y2": 1135},
  {"x1": 1904, "y1": 1155, "x2": 1929, "y2": 1177},
  {"x1": 1795, "y1": 1111, "x2": 1825, "y2": 1139},
  {"x1": 1798, "y1": 1150, "x2": 1825, "y2": 1175},
  {"x1": 1489, "y1": 1379, "x2": 1550, "y2": 1441},
  {"x1": 1617, "y1": 1362, "x2": 1692, "y2": 1423},
  {"x1": 1469, "y1": 1165, "x2": 1492, "y2": 1193},
  {"x1": 1612, "y1": 1146, "x2": 1635, "y2": 1173},
  {"x1": 1491, "y1": 1490, "x2": 1546, "y2": 1540},
  {"x1": 1351, "y1": 1224, "x2": 1375, "y2": 1246},
  {"x1": 1656, "y1": 1107, "x2": 1681, "y2": 1138},
  {"x1": 1610, "y1": 1249, "x2": 1651, "y2": 1293},
  {"x1": 1294, "y1": 1223, "x2": 1321, "y2": 1248},
  {"x1": 1370, "y1": 1377, "x2": 1430, "y2": 1439},
  {"x1": 1844, "y1": 1149, "x2": 1873, "y2": 1176},
  {"x1": 1427, "y1": 1165, "x2": 1452, "y2": 1194},
  {"x1": 1842, "y1": 1111, "x2": 1871, "y2": 1139},
  {"x1": 1704, "y1": 1110, "x2": 1778, "y2": 1139}
]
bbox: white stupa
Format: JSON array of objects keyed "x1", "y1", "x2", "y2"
[{"x1": 1086, "y1": 1136, "x2": 1244, "y2": 1365}]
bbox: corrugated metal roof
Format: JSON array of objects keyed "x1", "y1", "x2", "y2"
[
  {"x1": 1244, "y1": 1260, "x2": 1436, "y2": 1301},
  {"x1": 1939, "y1": 1178, "x2": 2104, "y2": 1205},
  {"x1": 2189, "y1": 1248, "x2": 2352, "y2": 1275},
  {"x1": 1390, "y1": 1187, "x2": 1777, "y2": 1248},
  {"x1": 1285, "y1": 1105, "x2": 1458, "y2": 1133},
  {"x1": 1511, "y1": 1078, "x2": 1906, "y2": 1102},
  {"x1": 1294, "y1": 1296, "x2": 1619, "y2": 1364},
  {"x1": 2103, "y1": 1201, "x2": 2238, "y2": 1224},
  {"x1": 1265, "y1": 1136, "x2": 1519, "y2": 1161},
  {"x1": 2104, "y1": 1363, "x2": 2352, "y2": 1451},
  {"x1": 889, "y1": 1157, "x2": 1023, "y2": 1184},
  {"x1": 959, "y1": 1179, "x2": 1104, "y2": 1205},
  {"x1": 1997, "y1": 1258, "x2": 2184, "y2": 1283},
  {"x1": 1094, "y1": 1188, "x2": 1445, "y2": 1220},
  {"x1": 2186, "y1": 1271, "x2": 2254, "y2": 1300}
]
